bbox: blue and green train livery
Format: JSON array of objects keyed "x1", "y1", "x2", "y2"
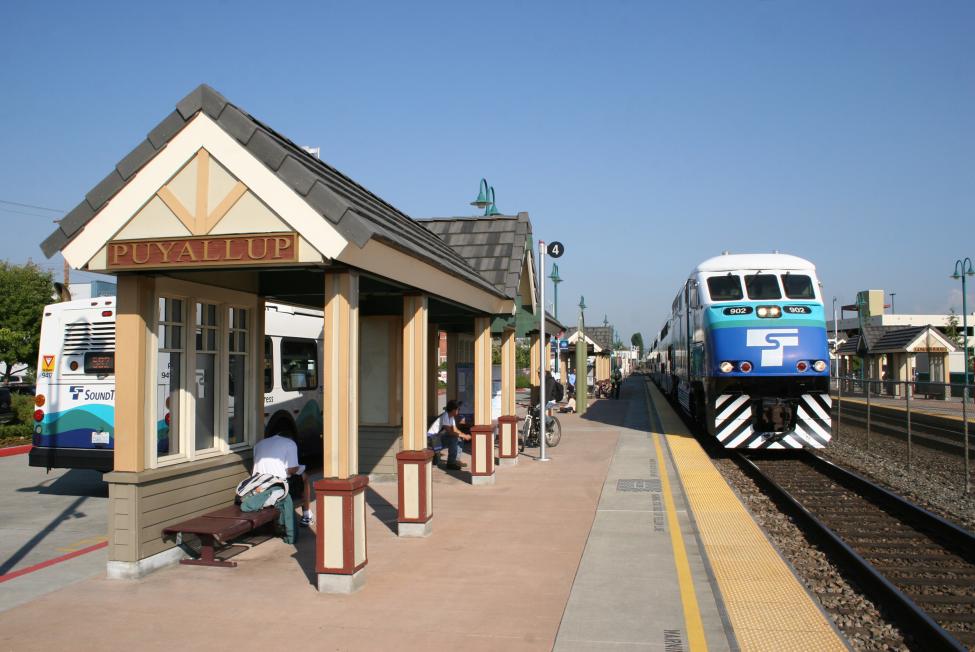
[{"x1": 653, "y1": 253, "x2": 831, "y2": 449}]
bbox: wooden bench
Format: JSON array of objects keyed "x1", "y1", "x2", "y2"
[{"x1": 162, "y1": 504, "x2": 278, "y2": 568}]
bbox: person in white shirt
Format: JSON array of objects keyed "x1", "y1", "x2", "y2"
[
  {"x1": 253, "y1": 432, "x2": 313, "y2": 526},
  {"x1": 427, "y1": 400, "x2": 470, "y2": 471}
]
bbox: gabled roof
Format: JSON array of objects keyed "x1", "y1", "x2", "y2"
[
  {"x1": 837, "y1": 325, "x2": 957, "y2": 355},
  {"x1": 565, "y1": 324, "x2": 614, "y2": 351},
  {"x1": 417, "y1": 214, "x2": 531, "y2": 300},
  {"x1": 41, "y1": 84, "x2": 506, "y2": 302}
]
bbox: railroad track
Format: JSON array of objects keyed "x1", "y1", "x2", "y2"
[
  {"x1": 836, "y1": 400, "x2": 975, "y2": 458},
  {"x1": 736, "y1": 451, "x2": 975, "y2": 651}
]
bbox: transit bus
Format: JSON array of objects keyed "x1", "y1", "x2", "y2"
[{"x1": 29, "y1": 297, "x2": 324, "y2": 472}]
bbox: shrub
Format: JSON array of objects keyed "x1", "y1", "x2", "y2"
[
  {"x1": 12, "y1": 393, "x2": 35, "y2": 424},
  {"x1": 0, "y1": 423, "x2": 32, "y2": 439}
]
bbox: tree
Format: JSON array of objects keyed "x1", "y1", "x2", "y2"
[
  {"x1": 631, "y1": 332, "x2": 644, "y2": 357},
  {"x1": 944, "y1": 310, "x2": 963, "y2": 347},
  {"x1": 0, "y1": 262, "x2": 54, "y2": 382}
]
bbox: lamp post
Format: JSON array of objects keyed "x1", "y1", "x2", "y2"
[
  {"x1": 890, "y1": 292, "x2": 896, "y2": 315},
  {"x1": 470, "y1": 179, "x2": 501, "y2": 216},
  {"x1": 576, "y1": 296, "x2": 588, "y2": 415},
  {"x1": 952, "y1": 258, "x2": 974, "y2": 386},
  {"x1": 549, "y1": 264, "x2": 562, "y2": 320},
  {"x1": 832, "y1": 297, "x2": 839, "y2": 381}
]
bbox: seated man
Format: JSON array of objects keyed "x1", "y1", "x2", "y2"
[
  {"x1": 253, "y1": 431, "x2": 313, "y2": 527},
  {"x1": 559, "y1": 392, "x2": 577, "y2": 413},
  {"x1": 427, "y1": 400, "x2": 471, "y2": 471}
]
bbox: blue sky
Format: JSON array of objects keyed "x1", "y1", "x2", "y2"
[{"x1": 1, "y1": 1, "x2": 973, "y2": 342}]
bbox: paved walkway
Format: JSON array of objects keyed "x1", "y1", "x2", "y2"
[{"x1": 0, "y1": 379, "x2": 737, "y2": 651}]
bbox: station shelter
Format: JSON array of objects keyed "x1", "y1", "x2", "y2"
[
  {"x1": 835, "y1": 324, "x2": 956, "y2": 398},
  {"x1": 40, "y1": 85, "x2": 540, "y2": 592},
  {"x1": 564, "y1": 324, "x2": 614, "y2": 384}
]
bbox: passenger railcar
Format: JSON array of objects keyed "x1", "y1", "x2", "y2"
[{"x1": 654, "y1": 253, "x2": 831, "y2": 449}]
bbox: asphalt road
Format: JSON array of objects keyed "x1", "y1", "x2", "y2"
[{"x1": 0, "y1": 454, "x2": 108, "y2": 612}]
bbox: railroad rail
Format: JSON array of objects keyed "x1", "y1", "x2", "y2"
[
  {"x1": 836, "y1": 399, "x2": 975, "y2": 458},
  {"x1": 736, "y1": 450, "x2": 975, "y2": 651}
]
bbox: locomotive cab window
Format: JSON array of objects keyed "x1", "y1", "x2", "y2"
[
  {"x1": 744, "y1": 274, "x2": 781, "y2": 300},
  {"x1": 782, "y1": 274, "x2": 815, "y2": 299},
  {"x1": 706, "y1": 275, "x2": 743, "y2": 301}
]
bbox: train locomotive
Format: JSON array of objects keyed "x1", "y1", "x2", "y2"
[{"x1": 650, "y1": 253, "x2": 831, "y2": 449}]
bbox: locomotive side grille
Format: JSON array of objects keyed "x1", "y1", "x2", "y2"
[{"x1": 63, "y1": 321, "x2": 116, "y2": 353}]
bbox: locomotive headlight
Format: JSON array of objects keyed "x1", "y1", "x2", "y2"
[
  {"x1": 812, "y1": 360, "x2": 827, "y2": 372},
  {"x1": 756, "y1": 306, "x2": 769, "y2": 317},
  {"x1": 739, "y1": 361, "x2": 753, "y2": 373},
  {"x1": 719, "y1": 361, "x2": 734, "y2": 373},
  {"x1": 768, "y1": 306, "x2": 782, "y2": 318}
]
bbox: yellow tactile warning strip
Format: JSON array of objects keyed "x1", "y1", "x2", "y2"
[
  {"x1": 653, "y1": 435, "x2": 708, "y2": 651},
  {"x1": 648, "y1": 384, "x2": 847, "y2": 652}
]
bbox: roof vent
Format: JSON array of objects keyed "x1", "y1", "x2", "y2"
[
  {"x1": 772, "y1": 249, "x2": 779, "y2": 254},
  {"x1": 721, "y1": 250, "x2": 730, "y2": 255}
]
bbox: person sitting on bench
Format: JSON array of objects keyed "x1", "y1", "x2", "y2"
[
  {"x1": 253, "y1": 431, "x2": 313, "y2": 527},
  {"x1": 428, "y1": 400, "x2": 471, "y2": 471}
]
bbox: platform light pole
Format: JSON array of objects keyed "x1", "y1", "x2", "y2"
[
  {"x1": 470, "y1": 178, "x2": 501, "y2": 216},
  {"x1": 576, "y1": 296, "x2": 588, "y2": 415},
  {"x1": 889, "y1": 292, "x2": 896, "y2": 315},
  {"x1": 952, "y1": 258, "x2": 974, "y2": 386},
  {"x1": 549, "y1": 264, "x2": 562, "y2": 321}
]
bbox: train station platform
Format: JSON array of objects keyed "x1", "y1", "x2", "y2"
[{"x1": 0, "y1": 378, "x2": 846, "y2": 651}]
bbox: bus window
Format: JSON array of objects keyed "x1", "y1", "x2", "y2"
[
  {"x1": 744, "y1": 274, "x2": 782, "y2": 300},
  {"x1": 281, "y1": 338, "x2": 318, "y2": 391},
  {"x1": 782, "y1": 274, "x2": 815, "y2": 299},
  {"x1": 264, "y1": 336, "x2": 274, "y2": 392}
]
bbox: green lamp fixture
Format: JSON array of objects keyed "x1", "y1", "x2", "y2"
[
  {"x1": 485, "y1": 186, "x2": 501, "y2": 216},
  {"x1": 471, "y1": 178, "x2": 491, "y2": 209}
]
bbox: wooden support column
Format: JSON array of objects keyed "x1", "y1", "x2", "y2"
[
  {"x1": 428, "y1": 326, "x2": 440, "y2": 420},
  {"x1": 498, "y1": 327, "x2": 519, "y2": 466},
  {"x1": 470, "y1": 316, "x2": 495, "y2": 485},
  {"x1": 397, "y1": 294, "x2": 434, "y2": 537},
  {"x1": 446, "y1": 332, "x2": 459, "y2": 403},
  {"x1": 114, "y1": 275, "x2": 154, "y2": 473},
  {"x1": 530, "y1": 333, "x2": 541, "y2": 406},
  {"x1": 316, "y1": 270, "x2": 367, "y2": 593}
]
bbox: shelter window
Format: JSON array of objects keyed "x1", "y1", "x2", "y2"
[
  {"x1": 706, "y1": 275, "x2": 744, "y2": 301},
  {"x1": 156, "y1": 297, "x2": 183, "y2": 459},
  {"x1": 281, "y1": 338, "x2": 318, "y2": 391},
  {"x1": 781, "y1": 274, "x2": 815, "y2": 300},
  {"x1": 744, "y1": 274, "x2": 782, "y2": 300},
  {"x1": 227, "y1": 308, "x2": 248, "y2": 446},
  {"x1": 195, "y1": 303, "x2": 219, "y2": 452}
]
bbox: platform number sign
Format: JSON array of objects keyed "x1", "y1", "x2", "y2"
[{"x1": 547, "y1": 241, "x2": 565, "y2": 258}]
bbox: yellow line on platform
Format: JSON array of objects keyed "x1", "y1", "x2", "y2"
[{"x1": 654, "y1": 433, "x2": 708, "y2": 652}]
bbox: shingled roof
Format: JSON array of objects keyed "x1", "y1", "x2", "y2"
[
  {"x1": 417, "y1": 214, "x2": 531, "y2": 300},
  {"x1": 836, "y1": 325, "x2": 956, "y2": 355},
  {"x1": 41, "y1": 84, "x2": 506, "y2": 301},
  {"x1": 565, "y1": 325, "x2": 614, "y2": 351}
]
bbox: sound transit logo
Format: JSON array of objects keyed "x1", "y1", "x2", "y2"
[{"x1": 745, "y1": 329, "x2": 800, "y2": 367}]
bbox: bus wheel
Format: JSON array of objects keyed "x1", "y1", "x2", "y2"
[{"x1": 266, "y1": 414, "x2": 296, "y2": 439}]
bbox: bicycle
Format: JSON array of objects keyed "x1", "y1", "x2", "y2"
[{"x1": 519, "y1": 402, "x2": 562, "y2": 452}]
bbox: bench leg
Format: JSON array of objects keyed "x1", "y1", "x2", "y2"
[{"x1": 179, "y1": 534, "x2": 238, "y2": 568}]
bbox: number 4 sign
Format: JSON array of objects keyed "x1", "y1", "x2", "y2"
[{"x1": 547, "y1": 241, "x2": 565, "y2": 258}]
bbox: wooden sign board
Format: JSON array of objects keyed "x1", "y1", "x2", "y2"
[{"x1": 107, "y1": 233, "x2": 298, "y2": 270}]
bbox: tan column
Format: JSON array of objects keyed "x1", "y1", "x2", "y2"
[
  {"x1": 397, "y1": 294, "x2": 434, "y2": 537},
  {"x1": 114, "y1": 275, "x2": 154, "y2": 473},
  {"x1": 446, "y1": 332, "x2": 459, "y2": 402},
  {"x1": 498, "y1": 327, "x2": 518, "y2": 465},
  {"x1": 255, "y1": 297, "x2": 266, "y2": 435},
  {"x1": 428, "y1": 326, "x2": 440, "y2": 419},
  {"x1": 316, "y1": 269, "x2": 367, "y2": 593},
  {"x1": 470, "y1": 316, "x2": 495, "y2": 485}
]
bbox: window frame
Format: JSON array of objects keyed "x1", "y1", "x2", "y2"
[
  {"x1": 705, "y1": 274, "x2": 744, "y2": 302},
  {"x1": 148, "y1": 278, "x2": 258, "y2": 470},
  {"x1": 279, "y1": 337, "x2": 319, "y2": 392},
  {"x1": 781, "y1": 273, "x2": 817, "y2": 300},
  {"x1": 743, "y1": 273, "x2": 783, "y2": 300}
]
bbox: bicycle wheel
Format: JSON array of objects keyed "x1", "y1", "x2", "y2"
[{"x1": 544, "y1": 416, "x2": 562, "y2": 447}]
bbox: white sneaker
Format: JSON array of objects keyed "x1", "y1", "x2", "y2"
[{"x1": 299, "y1": 513, "x2": 313, "y2": 527}]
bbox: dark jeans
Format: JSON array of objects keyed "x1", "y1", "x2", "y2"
[
  {"x1": 443, "y1": 434, "x2": 464, "y2": 463},
  {"x1": 612, "y1": 383, "x2": 621, "y2": 399}
]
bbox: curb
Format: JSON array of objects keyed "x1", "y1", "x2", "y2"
[{"x1": 0, "y1": 444, "x2": 32, "y2": 457}]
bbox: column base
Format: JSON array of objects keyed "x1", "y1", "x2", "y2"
[
  {"x1": 471, "y1": 473, "x2": 496, "y2": 486},
  {"x1": 398, "y1": 520, "x2": 433, "y2": 537},
  {"x1": 497, "y1": 456, "x2": 519, "y2": 467},
  {"x1": 318, "y1": 567, "x2": 367, "y2": 594},
  {"x1": 497, "y1": 414, "x2": 520, "y2": 460},
  {"x1": 396, "y1": 449, "x2": 434, "y2": 532}
]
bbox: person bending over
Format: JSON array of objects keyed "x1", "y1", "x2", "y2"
[
  {"x1": 253, "y1": 430, "x2": 313, "y2": 526},
  {"x1": 428, "y1": 400, "x2": 471, "y2": 471}
]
